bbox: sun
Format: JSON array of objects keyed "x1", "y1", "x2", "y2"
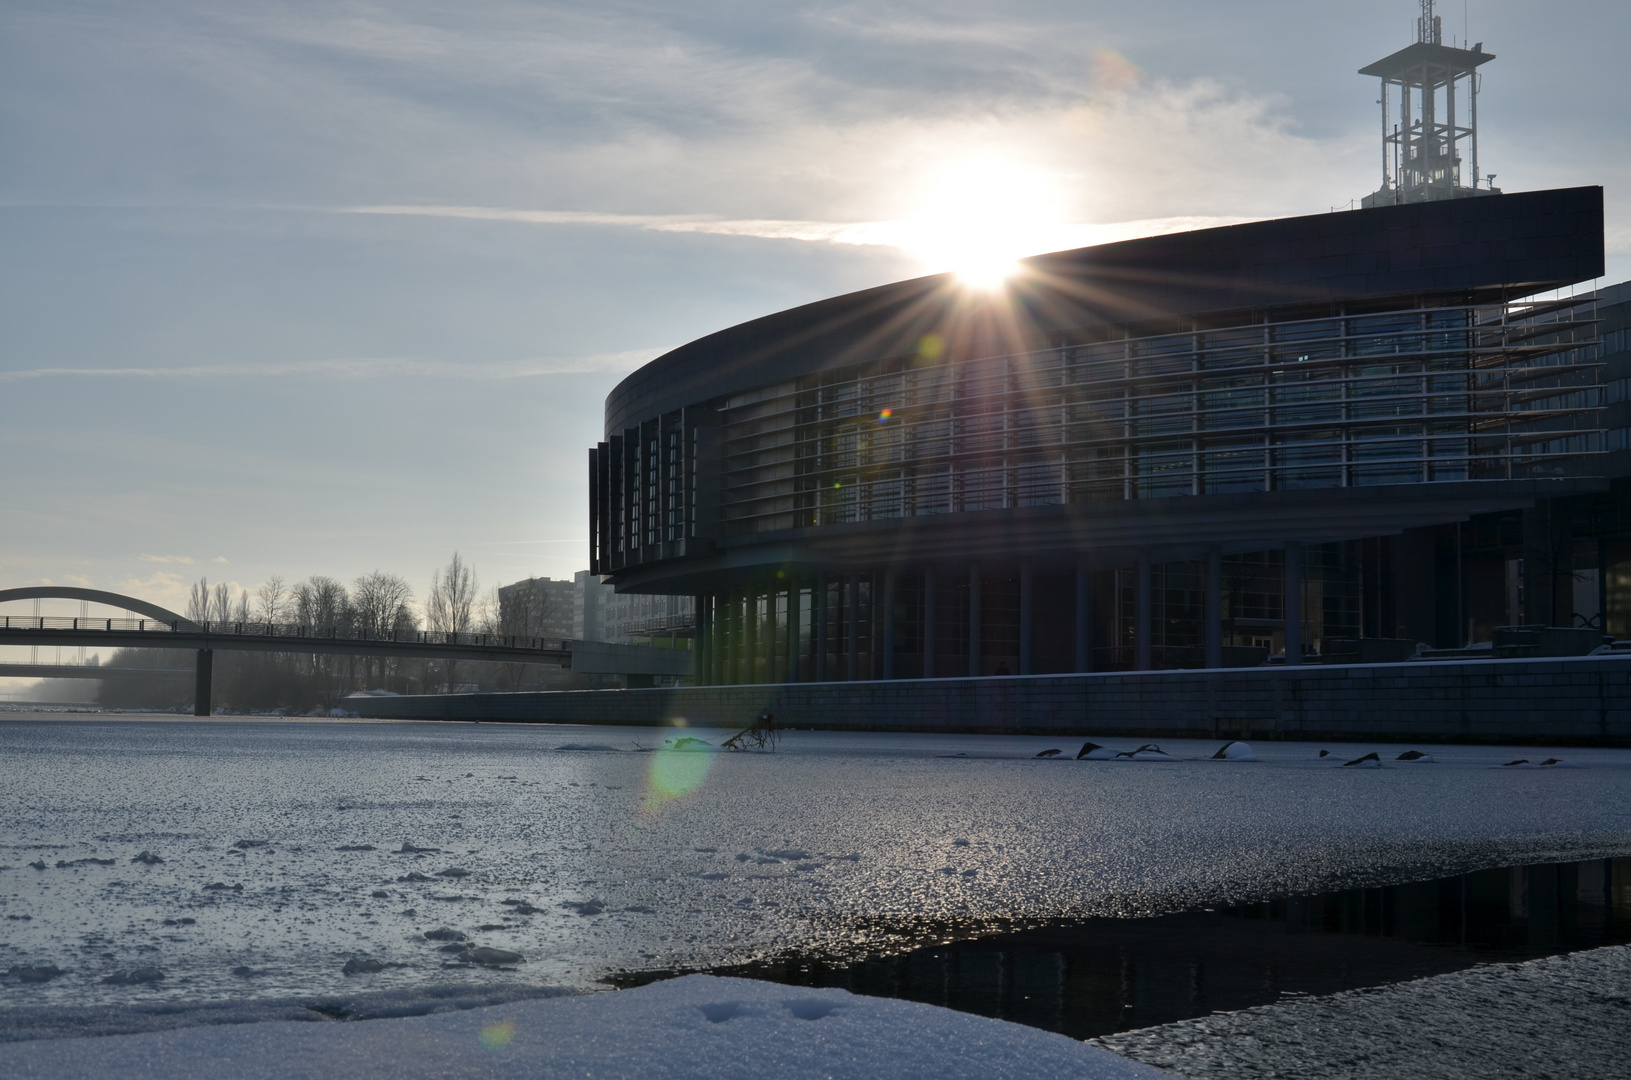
[{"x1": 905, "y1": 162, "x2": 1064, "y2": 289}]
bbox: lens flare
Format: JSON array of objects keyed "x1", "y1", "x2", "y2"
[
  {"x1": 877, "y1": 408, "x2": 892, "y2": 422},
  {"x1": 642, "y1": 743, "x2": 715, "y2": 811},
  {"x1": 480, "y1": 1021, "x2": 515, "y2": 1050}
]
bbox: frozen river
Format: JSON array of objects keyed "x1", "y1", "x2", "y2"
[{"x1": 4, "y1": 713, "x2": 1631, "y2": 1040}]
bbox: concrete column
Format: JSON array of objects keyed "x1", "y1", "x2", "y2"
[
  {"x1": 720, "y1": 593, "x2": 733, "y2": 685},
  {"x1": 882, "y1": 569, "x2": 897, "y2": 680},
  {"x1": 787, "y1": 580, "x2": 801, "y2": 684},
  {"x1": 1019, "y1": 559, "x2": 1034, "y2": 675},
  {"x1": 922, "y1": 567, "x2": 936, "y2": 678},
  {"x1": 721, "y1": 593, "x2": 731, "y2": 684},
  {"x1": 1284, "y1": 542, "x2": 1303, "y2": 666},
  {"x1": 768, "y1": 587, "x2": 781, "y2": 683},
  {"x1": 815, "y1": 574, "x2": 828, "y2": 681},
  {"x1": 968, "y1": 564, "x2": 982, "y2": 677},
  {"x1": 1135, "y1": 552, "x2": 1152, "y2": 671},
  {"x1": 1205, "y1": 546, "x2": 1223, "y2": 669},
  {"x1": 707, "y1": 595, "x2": 720, "y2": 685},
  {"x1": 695, "y1": 595, "x2": 710, "y2": 685},
  {"x1": 193, "y1": 649, "x2": 213, "y2": 716},
  {"x1": 744, "y1": 588, "x2": 758, "y2": 683},
  {"x1": 1074, "y1": 558, "x2": 1092, "y2": 673},
  {"x1": 721, "y1": 593, "x2": 733, "y2": 684},
  {"x1": 709, "y1": 595, "x2": 720, "y2": 685},
  {"x1": 846, "y1": 575, "x2": 860, "y2": 681}
]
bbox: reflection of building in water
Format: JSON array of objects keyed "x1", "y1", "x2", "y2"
[{"x1": 717, "y1": 857, "x2": 1631, "y2": 1040}]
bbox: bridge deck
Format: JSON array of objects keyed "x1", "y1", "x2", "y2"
[{"x1": 0, "y1": 617, "x2": 570, "y2": 665}]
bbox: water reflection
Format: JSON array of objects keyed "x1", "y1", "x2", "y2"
[{"x1": 682, "y1": 857, "x2": 1631, "y2": 1040}]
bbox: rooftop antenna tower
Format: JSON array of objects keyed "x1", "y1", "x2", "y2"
[{"x1": 1359, "y1": 0, "x2": 1497, "y2": 208}]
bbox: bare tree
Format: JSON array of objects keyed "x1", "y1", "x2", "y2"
[
  {"x1": 256, "y1": 575, "x2": 287, "y2": 624},
  {"x1": 426, "y1": 553, "x2": 478, "y2": 636},
  {"x1": 212, "y1": 582, "x2": 233, "y2": 625},
  {"x1": 353, "y1": 570, "x2": 416, "y2": 688},
  {"x1": 233, "y1": 589, "x2": 250, "y2": 624},
  {"x1": 490, "y1": 583, "x2": 558, "y2": 691},
  {"x1": 294, "y1": 576, "x2": 349, "y2": 628},
  {"x1": 353, "y1": 571, "x2": 415, "y2": 636},
  {"x1": 478, "y1": 585, "x2": 502, "y2": 636},
  {"x1": 427, "y1": 552, "x2": 478, "y2": 691},
  {"x1": 290, "y1": 575, "x2": 352, "y2": 703},
  {"x1": 187, "y1": 578, "x2": 211, "y2": 624}
]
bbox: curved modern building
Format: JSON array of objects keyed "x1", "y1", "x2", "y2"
[{"x1": 590, "y1": 187, "x2": 1614, "y2": 684}]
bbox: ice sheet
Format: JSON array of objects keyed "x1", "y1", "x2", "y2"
[{"x1": 3, "y1": 716, "x2": 1630, "y2": 1035}]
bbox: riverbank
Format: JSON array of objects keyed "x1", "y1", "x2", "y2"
[{"x1": 346, "y1": 653, "x2": 1631, "y2": 746}]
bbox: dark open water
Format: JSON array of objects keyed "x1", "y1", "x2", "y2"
[{"x1": 677, "y1": 856, "x2": 1631, "y2": 1039}]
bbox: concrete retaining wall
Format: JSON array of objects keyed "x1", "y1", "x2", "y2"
[{"x1": 347, "y1": 654, "x2": 1631, "y2": 745}]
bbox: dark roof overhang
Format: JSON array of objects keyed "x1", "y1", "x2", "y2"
[{"x1": 605, "y1": 187, "x2": 1604, "y2": 436}]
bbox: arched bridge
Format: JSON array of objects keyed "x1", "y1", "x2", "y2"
[
  {"x1": 0, "y1": 587, "x2": 691, "y2": 714},
  {"x1": 0, "y1": 586, "x2": 190, "y2": 625},
  {"x1": 0, "y1": 586, "x2": 570, "y2": 715}
]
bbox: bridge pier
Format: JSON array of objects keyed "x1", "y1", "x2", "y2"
[{"x1": 194, "y1": 649, "x2": 213, "y2": 716}]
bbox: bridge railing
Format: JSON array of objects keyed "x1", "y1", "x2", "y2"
[{"x1": 0, "y1": 615, "x2": 564, "y2": 653}]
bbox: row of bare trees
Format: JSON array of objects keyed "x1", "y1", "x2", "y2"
[{"x1": 99, "y1": 552, "x2": 510, "y2": 713}]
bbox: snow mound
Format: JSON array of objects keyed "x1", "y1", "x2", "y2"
[
  {"x1": 1211, "y1": 741, "x2": 1259, "y2": 761},
  {"x1": 4, "y1": 974, "x2": 1170, "y2": 1080}
]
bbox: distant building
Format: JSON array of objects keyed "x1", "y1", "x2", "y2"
[
  {"x1": 495, "y1": 576, "x2": 576, "y2": 644},
  {"x1": 572, "y1": 570, "x2": 691, "y2": 647}
]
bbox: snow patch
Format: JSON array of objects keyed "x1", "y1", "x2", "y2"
[{"x1": 4, "y1": 975, "x2": 1169, "y2": 1079}]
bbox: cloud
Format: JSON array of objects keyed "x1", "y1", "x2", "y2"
[
  {"x1": 139, "y1": 554, "x2": 195, "y2": 564},
  {"x1": 115, "y1": 572, "x2": 190, "y2": 609},
  {"x1": 1607, "y1": 223, "x2": 1631, "y2": 256},
  {"x1": 63, "y1": 575, "x2": 94, "y2": 588},
  {"x1": 343, "y1": 204, "x2": 1254, "y2": 260},
  {"x1": 212, "y1": 556, "x2": 230, "y2": 564},
  {"x1": 0, "y1": 349, "x2": 662, "y2": 385}
]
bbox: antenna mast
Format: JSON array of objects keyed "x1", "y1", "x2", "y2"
[{"x1": 1359, "y1": 0, "x2": 1496, "y2": 208}]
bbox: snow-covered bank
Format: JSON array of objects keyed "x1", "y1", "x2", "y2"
[
  {"x1": 1096, "y1": 943, "x2": 1631, "y2": 1080},
  {"x1": 4, "y1": 974, "x2": 1171, "y2": 1080}
]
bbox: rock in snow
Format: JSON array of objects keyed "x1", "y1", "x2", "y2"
[
  {"x1": 8, "y1": 965, "x2": 62, "y2": 983},
  {"x1": 2, "y1": 975, "x2": 1170, "y2": 1080},
  {"x1": 100, "y1": 968, "x2": 165, "y2": 986},
  {"x1": 422, "y1": 928, "x2": 466, "y2": 942},
  {"x1": 462, "y1": 946, "x2": 522, "y2": 967}
]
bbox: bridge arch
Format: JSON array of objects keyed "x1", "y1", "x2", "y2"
[{"x1": 0, "y1": 587, "x2": 190, "y2": 626}]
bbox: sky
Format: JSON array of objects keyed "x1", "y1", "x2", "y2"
[{"x1": 2, "y1": 0, "x2": 1629, "y2": 648}]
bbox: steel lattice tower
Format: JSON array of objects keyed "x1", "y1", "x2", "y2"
[{"x1": 1360, "y1": 0, "x2": 1497, "y2": 207}]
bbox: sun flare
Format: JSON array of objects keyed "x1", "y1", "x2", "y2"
[{"x1": 905, "y1": 162, "x2": 1065, "y2": 289}]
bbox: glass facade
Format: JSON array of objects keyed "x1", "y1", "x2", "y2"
[{"x1": 707, "y1": 299, "x2": 1600, "y2": 540}]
